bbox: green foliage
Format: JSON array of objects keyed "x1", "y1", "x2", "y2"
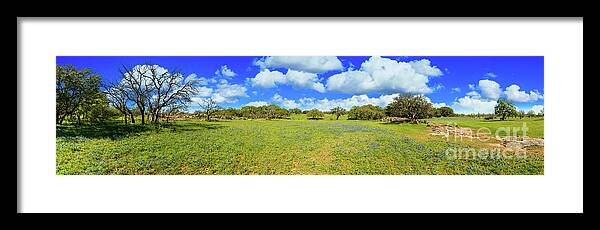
[
  {"x1": 289, "y1": 108, "x2": 302, "y2": 114},
  {"x1": 330, "y1": 106, "x2": 346, "y2": 120},
  {"x1": 434, "y1": 106, "x2": 454, "y2": 117},
  {"x1": 240, "y1": 105, "x2": 290, "y2": 119},
  {"x1": 494, "y1": 98, "x2": 517, "y2": 121},
  {"x1": 385, "y1": 94, "x2": 434, "y2": 122},
  {"x1": 56, "y1": 65, "x2": 107, "y2": 124},
  {"x1": 348, "y1": 105, "x2": 385, "y2": 120},
  {"x1": 306, "y1": 109, "x2": 325, "y2": 119}
]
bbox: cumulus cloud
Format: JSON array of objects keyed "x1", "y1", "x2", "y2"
[
  {"x1": 270, "y1": 93, "x2": 411, "y2": 111},
  {"x1": 466, "y1": 91, "x2": 481, "y2": 99},
  {"x1": 248, "y1": 69, "x2": 326, "y2": 93},
  {"x1": 244, "y1": 101, "x2": 270, "y2": 107},
  {"x1": 196, "y1": 86, "x2": 213, "y2": 97},
  {"x1": 451, "y1": 87, "x2": 461, "y2": 93},
  {"x1": 478, "y1": 79, "x2": 502, "y2": 100},
  {"x1": 451, "y1": 96, "x2": 497, "y2": 114},
  {"x1": 450, "y1": 88, "x2": 497, "y2": 114},
  {"x1": 254, "y1": 56, "x2": 343, "y2": 73},
  {"x1": 409, "y1": 59, "x2": 444, "y2": 77},
  {"x1": 530, "y1": 105, "x2": 544, "y2": 114},
  {"x1": 504, "y1": 84, "x2": 544, "y2": 102},
  {"x1": 192, "y1": 82, "x2": 248, "y2": 104},
  {"x1": 272, "y1": 94, "x2": 300, "y2": 109},
  {"x1": 326, "y1": 56, "x2": 443, "y2": 94},
  {"x1": 423, "y1": 96, "x2": 447, "y2": 108},
  {"x1": 484, "y1": 72, "x2": 498, "y2": 78},
  {"x1": 215, "y1": 65, "x2": 237, "y2": 77}
]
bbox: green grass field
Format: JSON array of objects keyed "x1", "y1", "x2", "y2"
[
  {"x1": 56, "y1": 116, "x2": 544, "y2": 175},
  {"x1": 426, "y1": 117, "x2": 544, "y2": 138}
]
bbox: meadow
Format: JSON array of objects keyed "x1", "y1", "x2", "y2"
[{"x1": 56, "y1": 116, "x2": 544, "y2": 175}]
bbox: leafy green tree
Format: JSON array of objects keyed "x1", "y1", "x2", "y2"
[
  {"x1": 348, "y1": 105, "x2": 385, "y2": 120},
  {"x1": 434, "y1": 106, "x2": 454, "y2": 117},
  {"x1": 494, "y1": 98, "x2": 517, "y2": 120},
  {"x1": 330, "y1": 106, "x2": 346, "y2": 120},
  {"x1": 306, "y1": 109, "x2": 325, "y2": 119},
  {"x1": 263, "y1": 105, "x2": 290, "y2": 119},
  {"x1": 384, "y1": 94, "x2": 434, "y2": 123},
  {"x1": 56, "y1": 65, "x2": 104, "y2": 124},
  {"x1": 289, "y1": 108, "x2": 302, "y2": 114}
]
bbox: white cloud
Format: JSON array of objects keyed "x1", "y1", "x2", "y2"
[
  {"x1": 484, "y1": 72, "x2": 498, "y2": 78},
  {"x1": 422, "y1": 96, "x2": 447, "y2": 108},
  {"x1": 450, "y1": 89, "x2": 497, "y2": 114},
  {"x1": 409, "y1": 59, "x2": 444, "y2": 77},
  {"x1": 466, "y1": 91, "x2": 481, "y2": 99},
  {"x1": 530, "y1": 105, "x2": 544, "y2": 114},
  {"x1": 272, "y1": 94, "x2": 300, "y2": 109},
  {"x1": 504, "y1": 84, "x2": 543, "y2": 102},
  {"x1": 249, "y1": 69, "x2": 286, "y2": 88},
  {"x1": 213, "y1": 83, "x2": 248, "y2": 103},
  {"x1": 284, "y1": 70, "x2": 326, "y2": 93},
  {"x1": 451, "y1": 96, "x2": 497, "y2": 114},
  {"x1": 451, "y1": 87, "x2": 461, "y2": 93},
  {"x1": 468, "y1": 84, "x2": 476, "y2": 90},
  {"x1": 478, "y1": 79, "x2": 502, "y2": 100},
  {"x1": 191, "y1": 82, "x2": 248, "y2": 104},
  {"x1": 215, "y1": 65, "x2": 237, "y2": 77},
  {"x1": 254, "y1": 56, "x2": 343, "y2": 73},
  {"x1": 245, "y1": 101, "x2": 270, "y2": 107},
  {"x1": 326, "y1": 56, "x2": 442, "y2": 94},
  {"x1": 271, "y1": 93, "x2": 402, "y2": 111},
  {"x1": 196, "y1": 86, "x2": 213, "y2": 97},
  {"x1": 248, "y1": 69, "x2": 326, "y2": 93}
]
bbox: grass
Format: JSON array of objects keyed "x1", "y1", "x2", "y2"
[
  {"x1": 56, "y1": 117, "x2": 544, "y2": 175},
  {"x1": 426, "y1": 117, "x2": 544, "y2": 138}
]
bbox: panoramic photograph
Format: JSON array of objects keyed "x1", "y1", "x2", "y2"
[{"x1": 55, "y1": 56, "x2": 544, "y2": 175}]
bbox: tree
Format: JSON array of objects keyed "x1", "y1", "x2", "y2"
[
  {"x1": 517, "y1": 110, "x2": 525, "y2": 119},
  {"x1": 119, "y1": 64, "x2": 199, "y2": 124},
  {"x1": 240, "y1": 106, "x2": 261, "y2": 119},
  {"x1": 384, "y1": 94, "x2": 434, "y2": 123},
  {"x1": 306, "y1": 109, "x2": 324, "y2": 119},
  {"x1": 104, "y1": 81, "x2": 135, "y2": 124},
  {"x1": 494, "y1": 98, "x2": 517, "y2": 120},
  {"x1": 119, "y1": 64, "x2": 154, "y2": 124},
  {"x1": 347, "y1": 105, "x2": 385, "y2": 120},
  {"x1": 330, "y1": 106, "x2": 346, "y2": 120},
  {"x1": 289, "y1": 108, "x2": 302, "y2": 114},
  {"x1": 526, "y1": 110, "x2": 536, "y2": 118},
  {"x1": 435, "y1": 106, "x2": 454, "y2": 117},
  {"x1": 56, "y1": 65, "x2": 104, "y2": 124},
  {"x1": 199, "y1": 98, "x2": 220, "y2": 121}
]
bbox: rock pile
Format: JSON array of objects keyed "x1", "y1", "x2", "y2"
[
  {"x1": 427, "y1": 122, "x2": 474, "y2": 137},
  {"x1": 499, "y1": 136, "x2": 544, "y2": 151}
]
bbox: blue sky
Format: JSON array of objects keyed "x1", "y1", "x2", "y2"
[{"x1": 56, "y1": 56, "x2": 544, "y2": 114}]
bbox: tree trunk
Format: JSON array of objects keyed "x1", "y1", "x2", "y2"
[
  {"x1": 140, "y1": 109, "x2": 145, "y2": 124},
  {"x1": 124, "y1": 114, "x2": 128, "y2": 124},
  {"x1": 130, "y1": 112, "x2": 135, "y2": 124}
]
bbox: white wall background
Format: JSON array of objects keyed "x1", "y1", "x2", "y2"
[{"x1": 18, "y1": 18, "x2": 583, "y2": 213}]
